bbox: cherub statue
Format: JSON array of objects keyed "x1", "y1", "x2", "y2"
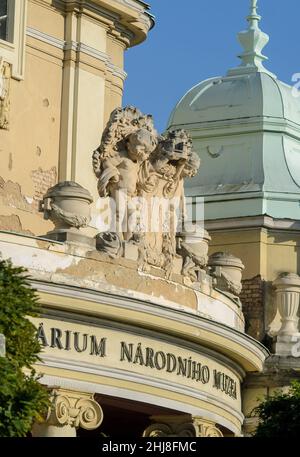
[
  {"x1": 92, "y1": 106, "x2": 201, "y2": 278},
  {"x1": 93, "y1": 106, "x2": 158, "y2": 239}
]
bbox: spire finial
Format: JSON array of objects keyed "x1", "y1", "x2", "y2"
[
  {"x1": 250, "y1": 0, "x2": 258, "y2": 16},
  {"x1": 248, "y1": 0, "x2": 260, "y2": 30},
  {"x1": 227, "y1": 0, "x2": 275, "y2": 77}
]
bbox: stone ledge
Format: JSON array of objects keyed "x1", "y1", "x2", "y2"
[{"x1": 243, "y1": 355, "x2": 300, "y2": 388}]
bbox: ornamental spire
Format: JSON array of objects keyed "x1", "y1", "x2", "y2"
[{"x1": 227, "y1": 0, "x2": 275, "y2": 77}]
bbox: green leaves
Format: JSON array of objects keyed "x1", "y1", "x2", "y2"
[
  {"x1": 253, "y1": 381, "x2": 300, "y2": 437},
  {"x1": 0, "y1": 259, "x2": 50, "y2": 437}
]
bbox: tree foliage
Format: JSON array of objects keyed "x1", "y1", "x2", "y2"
[
  {"x1": 0, "y1": 259, "x2": 50, "y2": 437},
  {"x1": 253, "y1": 381, "x2": 300, "y2": 437}
]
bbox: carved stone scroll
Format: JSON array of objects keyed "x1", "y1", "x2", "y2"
[{"x1": 32, "y1": 389, "x2": 103, "y2": 437}]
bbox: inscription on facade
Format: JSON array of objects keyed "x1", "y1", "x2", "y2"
[
  {"x1": 120, "y1": 342, "x2": 211, "y2": 385},
  {"x1": 37, "y1": 324, "x2": 238, "y2": 400},
  {"x1": 38, "y1": 324, "x2": 107, "y2": 356}
]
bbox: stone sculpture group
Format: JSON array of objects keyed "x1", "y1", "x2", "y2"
[
  {"x1": 92, "y1": 106, "x2": 203, "y2": 280},
  {"x1": 41, "y1": 106, "x2": 244, "y2": 300}
]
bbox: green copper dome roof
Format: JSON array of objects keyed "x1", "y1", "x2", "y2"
[
  {"x1": 168, "y1": 0, "x2": 300, "y2": 128},
  {"x1": 168, "y1": 73, "x2": 300, "y2": 128},
  {"x1": 167, "y1": 1, "x2": 300, "y2": 221}
]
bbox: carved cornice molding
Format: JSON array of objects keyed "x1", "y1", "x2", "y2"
[{"x1": 52, "y1": 0, "x2": 152, "y2": 46}]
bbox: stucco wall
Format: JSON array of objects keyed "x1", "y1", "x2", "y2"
[{"x1": 0, "y1": 0, "x2": 152, "y2": 236}]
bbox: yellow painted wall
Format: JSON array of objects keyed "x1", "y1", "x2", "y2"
[
  {"x1": 209, "y1": 227, "x2": 300, "y2": 282},
  {"x1": 209, "y1": 226, "x2": 300, "y2": 337},
  {"x1": 0, "y1": 0, "x2": 151, "y2": 236}
]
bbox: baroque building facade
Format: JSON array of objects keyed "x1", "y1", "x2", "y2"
[{"x1": 0, "y1": 0, "x2": 295, "y2": 438}]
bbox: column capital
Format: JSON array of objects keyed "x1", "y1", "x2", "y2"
[
  {"x1": 32, "y1": 388, "x2": 103, "y2": 436},
  {"x1": 192, "y1": 417, "x2": 223, "y2": 437},
  {"x1": 143, "y1": 415, "x2": 223, "y2": 438},
  {"x1": 47, "y1": 388, "x2": 103, "y2": 430}
]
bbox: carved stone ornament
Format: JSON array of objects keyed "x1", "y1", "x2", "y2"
[
  {"x1": 143, "y1": 415, "x2": 196, "y2": 437},
  {"x1": 193, "y1": 417, "x2": 223, "y2": 437},
  {"x1": 40, "y1": 181, "x2": 95, "y2": 246},
  {"x1": 0, "y1": 58, "x2": 11, "y2": 129},
  {"x1": 143, "y1": 415, "x2": 223, "y2": 438},
  {"x1": 95, "y1": 231, "x2": 123, "y2": 258},
  {"x1": 208, "y1": 252, "x2": 244, "y2": 299},
  {"x1": 177, "y1": 224, "x2": 211, "y2": 282},
  {"x1": 46, "y1": 389, "x2": 103, "y2": 430},
  {"x1": 93, "y1": 106, "x2": 200, "y2": 277}
]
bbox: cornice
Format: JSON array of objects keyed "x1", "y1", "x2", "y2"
[
  {"x1": 26, "y1": 26, "x2": 127, "y2": 80},
  {"x1": 186, "y1": 188, "x2": 300, "y2": 202},
  {"x1": 31, "y1": 279, "x2": 269, "y2": 372},
  {"x1": 171, "y1": 116, "x2": 300, "y2": 143},
  {"x1": 54, "y1": 0, "x2": 153, "y2": 46},
  {"x1": 204, "y1": 215, "x2": 300, "y2": 233}
]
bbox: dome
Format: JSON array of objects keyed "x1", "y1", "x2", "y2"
[
  {"x1": 166, "y1": 1, "x2": 300, "y2": 221},
  {"x1": 168, "y1": 72, "x2": 300, "y2": 128},
  {"x1": 168, "y1": 0, "x2": 300, "y2": 130}
]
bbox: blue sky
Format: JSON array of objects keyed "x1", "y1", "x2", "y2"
[{"x1": 123, "y1": 0, "x2": 300, "y2": 132}]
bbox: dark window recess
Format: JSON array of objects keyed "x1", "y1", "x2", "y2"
[{"x1": 0, "y1": 1, "x2": 8, "y2": 41}]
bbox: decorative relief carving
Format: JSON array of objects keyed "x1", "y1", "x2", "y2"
[
  {"x1": 207, "y1": 145, "x2": 224, "y2": 158},
  {"x1": 92, "y1": 106, "x2": 201, "y2": 277},
  {"x1": 137, "y1": 232, "x2": 178, "y2": 279},
  {"x1": 96, "y1": 231, "x2": 123, "y2": 258},
  {"x1": 0, "y1": 58, "x2": 11, "y2": 129},
  {"x1": 46, "y1": 389, "x2": 103, "y2": 431},
  {"x1": 48, "y1": 202, "x2": 90, "y2": 229},
  {"x1": 42, "y1": 181, "x2": 93, "y2": 230}
]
